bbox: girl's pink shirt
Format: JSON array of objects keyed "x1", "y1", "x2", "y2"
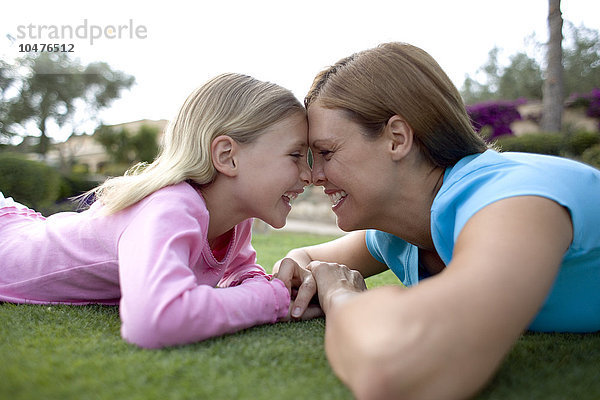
[{"x1": 0, "y1": 182, "x2": 290, "y2": 348}]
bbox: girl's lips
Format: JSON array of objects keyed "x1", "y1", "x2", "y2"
[
  {"x1": 282, "y1": 190, "x2": 302, "y2": 207},
  {"x1": 281, "y1": 195, "x2": 292, "y2": 208}
]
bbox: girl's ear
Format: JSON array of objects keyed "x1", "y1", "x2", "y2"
[
  {"x1": 385, "y1": 115, "x2": 414, "y2": 161},
  {"x1": 211, "y1": 135, "x2": 239, "y2": 177}
]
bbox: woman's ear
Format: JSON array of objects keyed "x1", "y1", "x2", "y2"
[
  {"x1": 385, "y1": 115, "x2": 414, "y2": 161},
  {"x1": 211, "y1": 135, "x2": 239, "y2": 177}
]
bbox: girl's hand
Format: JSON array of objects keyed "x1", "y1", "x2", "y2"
[
  {"x1": 273, "y1": 258, "x2": 324, "y2": 321},
  {"x1": 272, "y1": 248, "x2": 313, "y2": 275},
  {"x1": 306, "y1": 261, "x2": 367, "y2": 314}
]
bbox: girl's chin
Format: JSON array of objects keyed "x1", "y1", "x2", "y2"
[
  {"x1": 269, "y1": 220, "x2": 286, "y2": 229},
  {"x1": 263, "y1": 211, "x2": 289, "y2": 230}
]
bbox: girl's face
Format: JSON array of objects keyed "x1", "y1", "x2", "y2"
[
  {"x1": 236, "y1": 113, "x2": 311, "y2": 228},
  {"x1": 308, "y1": 105, "x2": 391, "y2": 231}
]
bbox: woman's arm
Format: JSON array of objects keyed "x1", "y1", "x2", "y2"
[
  {"x1": 274, "y1": 231, "x2": 389, "y2": 278},
  {"x1": 318, "y1": 196, "x2": 573, "y2": 400}
]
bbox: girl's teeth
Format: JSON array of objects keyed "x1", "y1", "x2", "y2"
[{"x1": 283, "y1": 192, "x2": 298, "y2": 202}]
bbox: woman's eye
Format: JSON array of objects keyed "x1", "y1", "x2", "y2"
[
  {"x1": 290, "y1": 153, "x2": 304, "y2": 158},
  {"x1": 319, "y1": 150, "x2": 332, "y2": 158}
]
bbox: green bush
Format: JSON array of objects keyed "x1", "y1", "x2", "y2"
[
  {"x1": 60, "y1": 173, "x2": 101, "y2": 199},
  {"x1": 581, "y1": 144, "x2": 600, "y2": 169},
  {"x1": 564, "y1": 131, "x2": 600, "y2": 156},
  {"x1": 494, "y1": 133, "x2": 565, "y2": 156},
  {"x1": 0, "y1": 153, "x2": 64, "y2": 209},
  {"x1": 99, "y1": 163, "x2": 130, "y2": 177},
  {"x1": 494, "y1": 131, "x2": 600, "y2": 159}
]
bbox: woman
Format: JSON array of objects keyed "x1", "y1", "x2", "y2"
[{"x1": 278, "y1": 43, "x2": 600, "y2": 400}]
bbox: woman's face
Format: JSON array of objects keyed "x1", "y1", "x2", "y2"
[{"x1": 308, "y1": 105, "x2": 392, "y2": 231}]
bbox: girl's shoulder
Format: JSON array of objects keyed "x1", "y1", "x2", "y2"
[
  {"x1": 148, "y1": 181, "x2": 203, "y2": 201},
  {"x1": 129, "y1": 182, "x2": 209, "y2": 220}
]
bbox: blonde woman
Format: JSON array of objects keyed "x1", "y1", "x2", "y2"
[
  {"x1": 0, "y1": 73, "x2": 319, "y2": 348},
  {"x1": 277, "y1": 43, "x2": 600, "y2": 399}
]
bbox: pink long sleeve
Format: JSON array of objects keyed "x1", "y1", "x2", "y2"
[{"x1": 117, "y1": 188, "x2": 290, "y2": 348}]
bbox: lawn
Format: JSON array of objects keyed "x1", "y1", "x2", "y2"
[{"x1": 1, "y1": 231, "x2": 599, "y2": 400}]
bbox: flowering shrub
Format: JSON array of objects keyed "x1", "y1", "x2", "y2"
[{"x1": 466, "y1": 99, "x2": 526, "y2": 141}]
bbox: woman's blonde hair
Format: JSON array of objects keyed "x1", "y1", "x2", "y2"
[
  {"x1": 305, "y1": 42, "x2": 488, "y2": 167},
  {"x1": 89, "y1": 73, "x2": 304, "y2": 214}
]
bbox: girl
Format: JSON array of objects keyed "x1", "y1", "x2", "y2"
[{"x1": 0, "y1": 73, "x2": 317, "y2": 349}]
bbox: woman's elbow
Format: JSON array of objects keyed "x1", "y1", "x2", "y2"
[
  {"x1": 323, "y1": 289, "x2": 491, "y2": 400},
  {"x1": 326, "y1": 315, "x2": 468, "y2": 400},
  {"x1": 324, "y1": 294, "x2": 420, "y2": 399}
]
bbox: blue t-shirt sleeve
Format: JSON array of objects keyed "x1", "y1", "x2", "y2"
[
  {"x1": 365, "y1": 230, "x2": 419, "y2": 287},
  {"x1": 432, "y1": 151, "x2": 600, "y2": 262},
  {"x1": 365, "y1": 229, "x2": 385, "y2": 264}
]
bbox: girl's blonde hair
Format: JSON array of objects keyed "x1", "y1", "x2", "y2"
[
  {"x1": 90, "y1": 73, "x2": 304, "y2": 214},
  {"x1": 305, "y1": 42, "x2": 488, "y2": 167}
]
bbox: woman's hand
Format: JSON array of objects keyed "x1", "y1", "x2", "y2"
[
  {"x1": 307, "y1": 261, "x2": 367, "y2": 314},
  {"x1": 273, "y1": 258, "x2": 324, "y2": 321}
]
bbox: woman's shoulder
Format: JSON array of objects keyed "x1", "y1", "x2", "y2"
[
  {"x1": 440, "y1": 150, "x2": 599, "y2": 198},
  {"x1": 432, "y1": 150, "x2": 600, "y2": 257}
]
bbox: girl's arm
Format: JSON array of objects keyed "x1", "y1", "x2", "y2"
[
  {"x1": 315, "y1": 196, "x2": 573, "y2": 400},
  {"x1": 219, "y1": 221, "x2": 322, "y2": 320},
  {"x1": 274, "y1": 230, "x2": 389, "y2": 279},
  {"x1": 117, "y1": 203, "x2": 289, "y2": 349}
]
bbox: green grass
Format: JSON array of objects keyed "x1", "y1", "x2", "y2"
[{"x1": 1, "y1": 231, "x2": 599, "y2": 400}]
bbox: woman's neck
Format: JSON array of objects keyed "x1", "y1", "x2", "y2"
[{"x1": 378, "y1": 162, "x2": 445, "y2": 251}]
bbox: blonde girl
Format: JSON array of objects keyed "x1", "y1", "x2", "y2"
[{"x1": 0, "y1": 73, "x2": 317, "y2": 348}]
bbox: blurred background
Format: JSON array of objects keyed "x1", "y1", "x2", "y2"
[{"x1": 0, "y1": 0, "x2": 598, "y2": 228}]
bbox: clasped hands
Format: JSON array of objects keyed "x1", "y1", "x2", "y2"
[{"x1": 273, "y1": 258, "x2": 367, "y2": 322}]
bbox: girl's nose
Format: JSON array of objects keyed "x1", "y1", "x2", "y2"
[{"x1": 299, "y1": 158, "x2": 311, "y2": 186}]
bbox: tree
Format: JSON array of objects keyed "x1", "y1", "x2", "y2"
[
  {"x1": 461, "y1": 48, "x2": 543, "y2": 104},
  {"x1": 563, "y1": 22, "x2": 600, "y2": 96},
  {"x1": 498, "y1": 53, "x2": 543, "y2": 101},
  {"x1": 0, "y1": 59, "x2": 18, "y2": 138},
  {"x1": 130, "y1": 124, "x2": 160, "y2": 163},
  {"x1": 541, "y1": 0, "x2": 564, "y2": 133},
  {"x1": 95, "y1": 124, "x2": 159, "y2": 166},
  {"x1": 460, "y1": 23, "x2": 600, "y2": 106},
  {"x1": 0, "y1": 53, "x2": 134, "y2": 154}
]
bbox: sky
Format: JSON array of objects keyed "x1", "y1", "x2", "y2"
[{"x1": 1, "y1": 0, "x2": 598, "y2": 142}]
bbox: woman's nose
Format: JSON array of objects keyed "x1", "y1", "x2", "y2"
[{"x1": 311, "y1": 157, "x2": 326, "y2": 186}]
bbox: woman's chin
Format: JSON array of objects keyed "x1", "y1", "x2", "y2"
[
  {"x1": 335, "y1": 212, "x2": 367, "y2": 232},
  {"x1": 335, "y1": 216, "x2": 354, "y2": 232}
]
